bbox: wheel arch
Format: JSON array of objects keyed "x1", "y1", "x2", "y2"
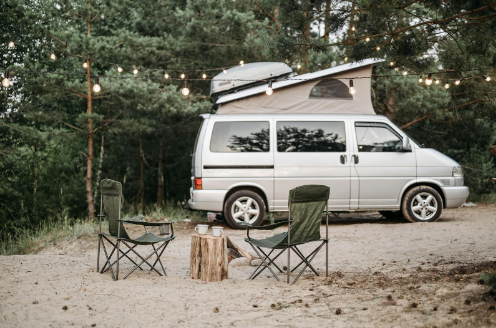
[
  {"x1": 223, "y1": 184, "x2": 269, "y2": 213},
  {"x1": 400, "y1": 180, "x2": 447, "y2": 209}
]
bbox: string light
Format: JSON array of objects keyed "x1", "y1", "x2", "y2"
[
  {"x1": 435, "y1": 79, "x2": 440, "y2": 85},
  {"x1": 181, "y1": 80, "x2": 189, "y2": 96},
  {"x1": 425, "y1": 73, "x2": 433, "y2": 85},
  {"x1": 351, "y1": 26, "x2": 356, "y2": 31},
  {"x1": 223, "y1": 68, "x2": 227, "y2": 74},
  {"x1": 50, "y1": 49, "x2": 56, "y2": 60},
  {"x1": 239, "y1": 60, "x2": 244, "y2": 66},
  {"x1": 483, "y1": 75, "x2": 491, "y2": 81},
  {"x1": 418, "y1": 74, "x2": 423, "y2": 83},
  {"x1": 344, "y1": 56, "x2": 348, "y2": 62},
  {"x1": 297, "y1": 64, "x2": 301, "y2": 69},
  {"x1": 133, "y1": 67, "x2": 141, "y2": 75},
  {"x1": 202, "y1": 73, "x2": 207, "y2": 79},
  {"x1": 116, "y1": 65, "x2": 123, "y2": 73},
  {"x1": 266, "y1": 80, "x2": 273, "y2": 96},
  {"x1": 180, "y1": 73, "x2": 185, "y2": 79},
  {"x1": 455, "y1": 79, "x2": 461, "y2": 85},
  {"x1": 389, "y1": 61, "x2": 395, "y2": 66},
  {"x1": 164, "y1": 71, "x2": 169, "y2": 79},
  {"x1": 83, "y1": 59, "x2": 88, "y2": 68},
  {"x1": 402, "y1": 71, "x2": 408, "y2": 76},
  {"x1": 93, "y1": 76, "x2": 101, "y2": 93},
  {"x1": 365, "y1": 37, "x2": 370, "y2": 42},
  {"x1": 8, "y1": 41, "x2": 14, "y2": 48},
  {"x1": 2, "y1": 70, "x2": 10, "y2": 88},
  {"x1": 394, "y1": 67, "x2": 399, "y2": 71},
  {"x1": 445, "y1": 83, "x2": 450, "y2": 89},
  {"x1": 349, "y1": 79, "x2": 356, "y2": 94},
  {"x1": 376, "y1": 46, "x2": 380, "y2": 51}
]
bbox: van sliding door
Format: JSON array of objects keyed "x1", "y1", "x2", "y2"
[{"x1": 273, "y1": 120, "x2": 351, "y2": 211}]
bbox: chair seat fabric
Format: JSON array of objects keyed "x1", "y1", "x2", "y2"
[{"x1": 100, "y1": 232, "x2": 174, "y2": 245}]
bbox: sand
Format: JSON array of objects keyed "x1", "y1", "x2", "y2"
[{"x1": 1, "y1": 205, "x2": 496, "y2": 327}]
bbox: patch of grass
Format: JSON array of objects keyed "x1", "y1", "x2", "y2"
[
  {"x1": 139, "y1": 201, "x2": 207, "y2": 222},
  {"x1": 0, "y1": 217, "x2": 98, "y2": 255},
  {"x1": 481, "y1": 272, "x2": 496, "y2": 294}
]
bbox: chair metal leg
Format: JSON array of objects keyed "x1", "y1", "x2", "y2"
[
  {"x1": 247, "y1": 244, "x2": 281, "y2": 281},
  {"x1": 97, "y1": 235, "x2": 101, "y2": 273},
  {"x1": 150, "y1": 241, "x2": 169, "y2": 276},
  {"x1": 99, "y1": 235, "x2": 116, "y2": 280},
  {"x1": 122, "y1": 241, "x2": 168, "y2": 279},
  {"x1": 251, "y1": 247, "x2": 287, "y2": 280},
  {"x1": 116, "y1": 239, "x2": 120, "y2": 280},
  {"x1": 101, "y1": 240, "x2": 142, "y2": 273},
  {"x1": 291, "y1": 245, "x2": 320, "y2": 276},
  {"x1": 256, "y1": 247, "x2": 285, "y2": 273},
  {"x1": 291, "y1": 243, "x2": 325, "y2": 284}
]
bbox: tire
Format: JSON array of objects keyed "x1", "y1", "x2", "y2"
[
  {"x1": 379, "y1": 210, "x2": 404, "y2": 219},
  {"x1": 401, "y1": 186, "x2": 443, "y2": 223},
  {"x1": 224, "y1": 190, "x2": 266, "y2": 229}
]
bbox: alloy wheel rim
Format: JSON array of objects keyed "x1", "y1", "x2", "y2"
[
  {"x1": 410, "y1": 192, "x2": 438, "y2": 221},
  {"x1": 231, "y1": 196, "x2": 260, "y2": 224}
]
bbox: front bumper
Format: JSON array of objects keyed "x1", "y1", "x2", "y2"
[
  {"x1": 442, "y1": 186, "x2": 469, "y2": 208},
  {"x1": 188, "y1": 188, "x2": 227, "y2": 212}
]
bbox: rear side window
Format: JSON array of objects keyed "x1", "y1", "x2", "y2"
[
  {"x1": 210, "y1": 121, "x2": 270, "y2": 152},
  {"x1": 277, "y1": 121, "x2": 346, "y2": 152}
]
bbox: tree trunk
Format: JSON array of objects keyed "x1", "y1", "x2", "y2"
[
  {"x1": 139, "y1": 137, "x2": 144, "y2": 212},
  {"x1": 33, "y1": 143, "x2": 38, "y2": 217},
  {"x1": 157, "y1": 146, "x2": 165, "y2": 207},
  {"x1": 190, "y1": 234, "x2": 228, "y2": 282},
  {"x1": 94, "y1": 134, "x2": 104, "y2": 201},
  {"x1": 85, "y1": 3, "x2": 95, "y2": 219},
  {"x1": 324, "y1": 1, "x2": 331, "y2": 40}
]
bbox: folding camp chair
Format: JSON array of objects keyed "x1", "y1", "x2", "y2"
[
  {"x1": 96, "y1": 179, "x2": 175, "y2": 280},
  {"x1": 243, "y1": 185, "x2": 330, "y2": 284}
]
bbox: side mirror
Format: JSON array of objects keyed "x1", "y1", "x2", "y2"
[{"x1": 402, "y1": 136, "x2": 412, "y2": 151}]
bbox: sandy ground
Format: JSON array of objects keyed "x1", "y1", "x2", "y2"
[{"x1": 1, "y1": 205, "x2": 496, "y2": 328}]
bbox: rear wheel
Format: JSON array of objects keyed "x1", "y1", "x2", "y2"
[
  {"x1": 224, "y1": 190, "x2": 266, "y2": 229},
  {"x1": 401, "y1": 186, "x2": 443, "y2": 223}
]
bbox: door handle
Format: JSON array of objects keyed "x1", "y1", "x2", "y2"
[
  {"x1": 352, "y1": 155, "x2": 359, "y2": 164},
  {"x1": 340, "y1": 155, "x2": 347, "y2": 164}
]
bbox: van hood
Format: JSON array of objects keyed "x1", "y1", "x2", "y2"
[{"x1": 416, "y1": 148, "x2": 460, "y2": 167}]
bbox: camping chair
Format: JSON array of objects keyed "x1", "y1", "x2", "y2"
[
  {"x1": 243, "y1": 185, "x2": 330, "y2": 284},
  {"x1": 96, "y1": 179, "x2": 175, "y2": 280}
]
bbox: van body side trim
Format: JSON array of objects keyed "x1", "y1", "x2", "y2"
[{"x1": 203, "y1": 165, "x2": 274, "y2": 169}]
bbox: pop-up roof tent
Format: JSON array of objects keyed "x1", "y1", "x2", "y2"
[{"x1": 213, "y1": 58, "x2": 383, "y2": 115}]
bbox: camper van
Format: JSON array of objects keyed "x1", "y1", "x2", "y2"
[{"x1": 187, "y1": 60, "x2": 469, "y2": 228}]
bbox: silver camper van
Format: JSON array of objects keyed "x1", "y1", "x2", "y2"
[{"x1": 187, "y1": 60, "x2": 469, "y2": 228}]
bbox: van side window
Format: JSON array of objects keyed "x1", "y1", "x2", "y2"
[
  {"x1": 276, "y1": 121, "x2": 346, "y2": 152},
  {"x1": 210, "y1": 121, "x2": 270, "y2": 152},
  {"x1": 356, "y1": 126, "x2": 402, "y2": 152}
]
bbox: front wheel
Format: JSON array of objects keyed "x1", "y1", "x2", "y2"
[
  {"x1": 401, "y1": 186, "x2": 443, "y2": 223},
  {"x1": 224, "y1": 190, "x2": 266, "y2": 229}
]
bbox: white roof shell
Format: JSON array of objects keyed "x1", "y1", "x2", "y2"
[{"x1": 216, "y1": 58, "x2": 383, "y2": 115}]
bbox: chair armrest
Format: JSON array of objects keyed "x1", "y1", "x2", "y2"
[
  {"x1": 119, "y1": 219, "x2": 174, "y2": 227},
  {"x1": 244, "y1": 222, "x2": 287, "y2": 230}
]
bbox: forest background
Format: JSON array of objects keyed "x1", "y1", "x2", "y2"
[{"x1": 1, "y1": 0, "x2": 496, "y2": 247}]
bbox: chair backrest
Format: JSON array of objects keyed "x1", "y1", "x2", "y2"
[
  {"x1": 286, "y1": 185, "x2": 330, "y2": 245},
  {"x1": 100, "y1": 179, "x2": 130, "y2": 239}
]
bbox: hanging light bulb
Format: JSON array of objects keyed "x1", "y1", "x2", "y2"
[
  {"x1": 181, "y1": 80, "x2": 190, "y2": 96},
  {"x1": 394, "y1": 67, "x2": 399, "y2": 71},
  {"x1": 239, "y1": 60, "x2": 244, "y2": 66},
  {"x1": 83, "y1": 59, "x2": 88, "y2": 68},
  {"x1": 8, "y1": 41, "x2": 14, "y2": 48},
  {"x1": 50, "y1": 49, "x2": 56, "y2": 60},
  {"x1": 445, "y1": 83, "x2": 450, "y2": 89},
  {"x1": 418, "y1": 74, "x2": 423, "y2": 83},
  {"x1": 425, "y1": 73, "x2": 433, "y2": 85},
  {"x1": 349, "y1": 80, "x2": 356, "y2": 94},
  {"x1": 180, "y1": 73, "x2": 185, "y2": 79},
  {"x1": 351, "y1": 26, "x2": 356, "y2": 32},
  {"x1": 483, "y1": 75, "x2": 491, "y2": 82},
  {"x1": 402, "y1": 71, "x2": 408, "y2": 76},
  {"x1": 455, "y1": 79, "x2": 461, "y2": 85},
  {"x1": 435, "y1": 79, "x2": 440, "y2": 84},
  {"x1": 133, "y1": 67, "x2": 141, "y2": 75},
  {"x1": 93, "y1": 76, "x2": 101, "y2": 93},
  {"x1": 365, "y1": 37, "x2": 370, "y2": 42},
  {"x1": 344, "y1": 56, "x2": 348, "y2": 62},
  {"x1": 202, "y1": 73, "x2": 207, "y2": 79},
  {"x1": 376, "y1": 46, "x2": 380, "y2": 51},
  {"x1": 297, "y1": 64, "x2": 301, "y2": 69},
  {"x1": 223, "y1": 68, "x2": 227, "y2": 74},
  {"x1": 164, "y1": 71, "x2": 169, "y2": 79},
  {"x1": 116, "y1": 65, "x2": 123, "y2": 73},
  {"x1": 2, "y1": 70, "x2": 10, "y2": 88},
  {"x1": 266, "y1": 80, "x2": 273, "y2": 96},
  {"x1": 389, "y1": 61, "x2": 395, "y2": 66}
]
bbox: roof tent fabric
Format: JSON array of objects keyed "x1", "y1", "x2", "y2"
[{"x1": 216, "y1": 59, "x2": 382, "y2": 115}]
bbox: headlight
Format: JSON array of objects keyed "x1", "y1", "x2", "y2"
[{"x1": 452, "y1": 166, "x2": 463, "y2": 177}]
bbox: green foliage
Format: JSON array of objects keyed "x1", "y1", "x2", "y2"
[{"x1": 481, "y1": 272, "x2": 496, "y2": 294}]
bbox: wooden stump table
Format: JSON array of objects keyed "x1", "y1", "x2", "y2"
[{"x1": 190, "y1": 234, "x2": 228, "y2": 282}]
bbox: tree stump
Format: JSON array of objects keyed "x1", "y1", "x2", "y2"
[{"x1": 190, "y1": 234, "x2": 228, "y2": 282}]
